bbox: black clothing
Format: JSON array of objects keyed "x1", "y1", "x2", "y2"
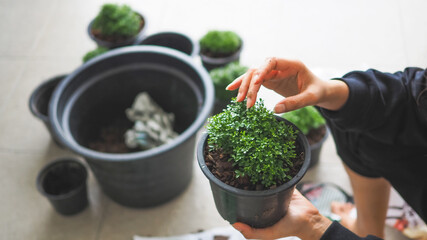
[
  {"x1": 318, "y1": 68, "x2": 427, "y2": 222},
  {"x1": 321, "y1": 221, "x2": 382, "y2": 240}
]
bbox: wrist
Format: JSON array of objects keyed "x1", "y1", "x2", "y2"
[
  {"x1": 299, "y1": 213, "x2": 332, "y2": 240},
  {"x1": 317, "y1": 79, "x2": 349, "y2": 111}
]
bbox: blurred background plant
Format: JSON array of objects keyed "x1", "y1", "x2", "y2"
[{"x1": 199, "y1": 30, "x2": 241, "y2": 57}]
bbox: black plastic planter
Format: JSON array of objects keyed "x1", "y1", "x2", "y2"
[
  {"x1": 49, "y1": 46, "x2": 214, "y2": 208},
  {"x1": 308, "y1": 127, "x2": 329, "y2": 169},
  {"x1": 88, "y1": 13, "x2": 147, "y2": 49},
  {"x1": 29, "y1": 74, "x2": 67, "y2": 147},
  {"x1": 200, "y1": 42, "x2": 243, "y2": 72},
  {"x1": 197, "y1": 117, "x2": 310, "y2": 228},
  {"x1": 37, "y1": 158, "x2": 88, "y2": 215},
  {"x1": 138, "y1": 31, "x2": 198, "y2": 57}
]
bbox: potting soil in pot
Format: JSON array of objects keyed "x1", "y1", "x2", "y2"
[{"x1": 125, "y1": 92, "x2": 178, "y2": 150}]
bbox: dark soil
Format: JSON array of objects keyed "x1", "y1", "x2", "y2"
[
  {"x1": 204, "y1": 140, "x2": 305, "y2": 191},
  {"x1": 306, "y1": 125, "x2": 326, "y2": 145},
  {"x1": 92, "y1": 15, "x2": 145, "y2": 43},
  {"x1": 88, "y1": 123, "x2": 137, "y2": 154},
  {"x1": 214, "y1": 236, "x2": 229, "y2": 240}
]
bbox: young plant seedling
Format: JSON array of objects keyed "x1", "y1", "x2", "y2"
[{"x1": 199, "y1": 30, "x2": 241, "y2": 58}]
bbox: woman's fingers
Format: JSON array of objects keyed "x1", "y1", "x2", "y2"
[{"x1": 274, "y1": 91, "x2": 317, "y2": 113}]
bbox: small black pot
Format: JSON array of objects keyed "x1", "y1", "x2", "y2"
[
  {"x1": 308, "y1": 126, "x2": 329, "y2": 169},
  {"x1": 29, "y1": 75, "x2": 67, "y2": 147},
  {"x1": 200, "y1": 41, "x2": 243, "y2": 72},
  {"x1": 138, "y1": 31, "x2": 198, "y2": 57},
  {"x1": 36, "y1": 158, "x2": 88, "y2": 215},
  {"x1": 197, "y1": 117, "x2": 310, "y2": 228},
  {"x1": 88, "y1": 13, "x2": 147, "y2": 49}
]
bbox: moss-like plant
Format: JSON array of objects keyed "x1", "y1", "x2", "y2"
[
  {"x1": 207, "y1": 99, "x2": 298, "y2": 188},
  {"x1": 82, "y1": 47, "x2": 109, "y2": 63},
  {"x1": 199, "y1": 30, "x2": 241, "y2": 57},
  {"x1": 210, "y1": 62, "x2": 248, "y2": 101},
  {"x1": 282, "y1": 106, "x2": 325, "y2": 135},
  {"x1": 92, "y1": 3, "x2": 141, "y2": 38}
]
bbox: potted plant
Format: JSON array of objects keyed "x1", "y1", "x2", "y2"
[
  {"x1": 282, "y1": 106, "x2": 328, "y2": 168},
  {"x1": 197, "y1": 99, "x2": 310, "y2": 228},
  {"x1": 88, "y1": 3, "x2": 146, "y2": 49},
  {"x1": 137, "y1": 31, "x2": 198, "y2": 57},
  {"x1": 199, "y1": 30, "x2": 243, "y2": 71},
  {"x1": 82, "y1": 47, "x2": 109, "y2": 63},
  {"x1": 49, "y1": 46, "x2": 214, "y2": 208},
  {"x1": 209, "y1": 61, "x2": 248, "y2": 114}
]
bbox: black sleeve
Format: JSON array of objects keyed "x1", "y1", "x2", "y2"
[
  {"x1": 319, "y1": 67, "x2": 427, "y2": 145},
  {"x1": 320, "y1": 221, "x2": 382, "y2": 240}
]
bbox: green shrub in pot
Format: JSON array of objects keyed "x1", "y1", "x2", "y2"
[
  {"x1": 82, "y1": 47, "x2": 109, "y2": 63},
  {"x1": 282, "y1": 106, "x2": 328, "y2": 168},
  {"x1": 209, "y1": 62, "x2": 247, "y2": 113}
]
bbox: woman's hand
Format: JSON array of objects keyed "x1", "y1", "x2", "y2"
[
  {"x1": 226, "y1": 57, "x2": 349, "y2": 113},
  {"x1": 232, "y1": 190, "x2": 332, "y2": 240}
]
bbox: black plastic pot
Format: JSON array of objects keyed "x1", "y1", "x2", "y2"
[
  {"x1": 29, "y1": 75, "x2": 67, "y2": 147},
  {"x1": 138, "y1": 31, "x2": 198, "y2": 57},
  {"x1": 36, "y1": 158, "x2": 88, "y2": 215},
  {"x1": 197, "y1": 117, "x2": 310, "y2": 228},
  {"x1": 308, "y1": 126, "x2": 329, "y2": 169},
  {"x1": 88, "y1": 13, "x2": 147, "y2": 49},
  {"x1": 200, "y1": 41, "x2": 243, "y2": 72},
  {"x1": 49, "y1": 46, "x2": 214, "y2": 208}
]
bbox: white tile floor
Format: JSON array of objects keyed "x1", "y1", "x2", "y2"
[{"x1": 1, "y1": 0, "x2": 426, "y2": 239}]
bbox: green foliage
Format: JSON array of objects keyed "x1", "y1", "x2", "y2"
[
  {"x1": 207, "y1": 99, "x2": 298, "y2": 188},
  {"x1": 92, "y1": 3, "x2": 141, "y2": 38},
  {"x1": 209, "y1": 62, "x2": 248, "y2": 101},
  {"x1": 282, "y1": 106, "x2": 325, "y2": 135},
  {"x1": 199, "y1": 30, "x2": 241, "y2": 56},
  {"x1": 82, "y1": 47, "x2": 109, "y2": 63}
]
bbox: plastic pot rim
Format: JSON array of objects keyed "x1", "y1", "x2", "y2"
[
  {"x1": 137, "y1": 31, "x2": 199, "y2": 57},
  {"x1": 36, "y1": 158, "x2": 88, "y2": 200},
  {"x1": 29, "y1": 74, "x2": 67, "y2": 122},
  {"x1": 49, "y1": 46, "x2": 214, "y2": 162},
  {"x1": 199, "y1": 41, "x2": 243, "y2": 64},
  {"x1": 197, "y1": 116, "x2": 311, "y2": 197}
]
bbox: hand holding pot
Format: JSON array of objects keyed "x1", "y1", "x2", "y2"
[
  {"x1": 232, "y1": 190, "x2": 332, "y2": 240},
  {"x1": 226, "y1": 58, "x2": 349, "y2": 113}
]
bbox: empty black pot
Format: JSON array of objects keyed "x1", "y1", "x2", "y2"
[
  {"x1": 138, "y1": 31, "x2": 198, "y2": 57},
  {"x1": 197, "y1": 117, "x2": 310, "y2": 228},
  {"x1": 37, "y1": 158, "x2": 88, "y2": 215},
  {"x1": 88, "y1": 13, "x2": 147, "y2": 49},
  {"x1": 29, "y1": 75, "x2": 67, "y2": 147},
  {"x1": 49, "y1": 46, "x2": 214, "y2": 208}
]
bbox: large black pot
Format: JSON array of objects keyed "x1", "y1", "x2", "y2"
[
  {"x1": 88, "y1": 13, "x2": 147, "y2": 49},
  {"x1": 29, "y1": 74, "x2": 67, "y2": 147},
  {"x1": 138, "y1": 31, "x2": 198, "y2": 57},
  {"x1": 197, "y1": 117, "x2": 310, "y2": 228},
  {"x1": 49, "y1": 46, "x2": 214, "y2": 208}
]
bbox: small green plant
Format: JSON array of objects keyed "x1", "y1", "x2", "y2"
[
  {"x1": 82, "y1": 47, "x2": 109, "y2": 63},
  {"x1": 282, "y1": 106, "x2": 325, "y2": 135},
  {"x1": 210, "y1": 62, "x2": 248, "y2": 101},
  {"x1": 199, "y1": 30, "x2": 241, "y2": 57},
  {"x1": 207, "y1": 99, "x2": 298, "y2": 188},
  {"x1": 92, "y1": 3, "x2": 141, "y2": 38}
]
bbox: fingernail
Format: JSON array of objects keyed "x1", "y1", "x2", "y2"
[
  {"x1": 226, "y1": 83, "x2": 232, "y2": 90},
  {"x1": 274, "y1": 104, "x2": 285, "y2": 113},
  {"x1": 236, "y1": 92, "x2": 241, "y2": 100}
]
